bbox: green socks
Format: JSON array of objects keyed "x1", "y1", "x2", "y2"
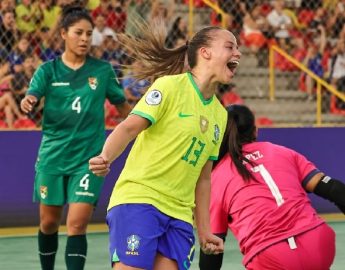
[
  {"x1": 65, "y1": 234, "x2": 87, "y2": 270},
  {"x1": 38, "y1": 230, "x2": 58, "y2": 270}
]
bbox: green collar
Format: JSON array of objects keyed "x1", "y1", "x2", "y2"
[{"x1": 187, "y1": 72, "x2": 214, "y2": 105}]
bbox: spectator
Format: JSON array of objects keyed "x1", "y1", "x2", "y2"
[
  {"x1": 216, "y1": 0, "x2": 249, "y2": 35},
  {"x1": 242, "y1": 4, "x2": 270, "y2": 59},
  {"x1": 121, "y1": 59, "x2": 150, "y2": 106},
  {"x1": 328, "y1": 0, "x2": 345, "y2": 39},
  {"x1": 302, "y1": 25, "x2": 327, "y2": 100},
  {"x1": 38, "y1": 29, "x2": 63, "y2": 61},
  {"x1": 91, "y1": 13, "x2": 115, "y2": 46},
  {"x1": 111, "y1": 0, "x2": 127, "y2": 32},
  {"x1": 165, "y1": 16, "x2": 187, "y2": 49},
  {"x1": 149, "y1": 0, "x2": 175, "y2": 29},
  {"x1": 0, "y1": 92, "x2": 24, "y2": 128},
  {"x1": 10, "y1": 55, "x2": 38, "y2": 108},
  {"x1": 39, "y1": 0, "x2": 61, "y2": 30},
  {"x1": 0, "y1": 60, "x2": 24, "y2": 128},
  {"x1": 8, "y1": 34, "x2": 34, "y2": 73},
  {"x1": 0, "y1": 9, "x2": 18, "y2": 55},
  {"x1": 329, "y1": 38, "x2": 345, "y2": 110},
  {"x1": 15, "y1": 0, "x2": 43, "y2": 33},
  {"x1": 101, "y1": 33, "x2": 128, "y2": 78},
  {"x1": 267, "y1": 0, "x2": 293, "y2": 48},
  {"x1": 217, "y1": 83, "x2": 244, "y2": 107},
  {"x1": 91, "y1": 0, "x2": 127, "y2": 32},
  {"x1": 0, "y1": 0, "x2": 15, "y2": 18},
  {"x1": 0, "y1": 61, "x2": 13, "y2": 90}
]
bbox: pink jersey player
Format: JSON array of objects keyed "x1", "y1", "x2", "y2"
[{"x1": 199, "y1": 105, "x2": 345, "y2": 270}]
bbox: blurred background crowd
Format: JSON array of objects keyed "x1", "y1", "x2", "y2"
[{"x1": 0, "y1": 0, "x2": 345, "y2": 128}]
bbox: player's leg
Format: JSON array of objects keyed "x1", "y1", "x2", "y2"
[
  {"x1": 65, "y1": 171, "x2": 104, "y2": 270},
  {"x1": 3, "y1": 104, "x2": 14, "y2": 128},
  {"x1": 34, "y1": 173, "x2": 66, "y2": 270},
  {"x1": 153, "y1": 253, "x2": 178, "y2": 270},
  {"x1": 107, "y1": 204, "x2": 167, "y2": 270},
  {"x1": 156, "y1": 218, "x2": 195, "y2": 270}
]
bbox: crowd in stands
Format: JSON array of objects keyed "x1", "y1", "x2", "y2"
[
  {"x1": 210, "y1": 0, "x2": 345, "y2": 113},
  {"x1": 1, "y1": 0, "x2": 345, "y2": 129}
]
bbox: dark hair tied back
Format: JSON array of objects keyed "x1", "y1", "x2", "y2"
[
  {"x1": 59, "y1": 4, "x2": 94, "y2": 30},
  {"x1": 214, "y1": 105, "x2": 257, "y2": 182}
]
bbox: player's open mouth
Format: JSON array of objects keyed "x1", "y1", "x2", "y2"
[{"x1": 227, "y1": 60, "x2": 239, "y2": 72}]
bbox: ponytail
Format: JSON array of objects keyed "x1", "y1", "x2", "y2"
[
  {"x1": 117, "y1": 19, "x2": 188, "y2": 82},
  {"x1": 216, "y1": 105, "x2": 257, "y2": 182}
]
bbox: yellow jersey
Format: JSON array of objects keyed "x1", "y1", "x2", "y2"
[{"x1": 108, "y1": 72, "x2": 227, "y2": 224}]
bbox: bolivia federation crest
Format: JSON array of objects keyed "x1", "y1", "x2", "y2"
[
  {"x1": 40, "y1": 186, "x2": 48, "y2": 199},
  {"x1": 88, "y1": 77, "x2": 98, "y2": 90}
]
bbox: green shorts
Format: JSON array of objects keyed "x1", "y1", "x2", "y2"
[{"x1": 33, "y1": 170, "x2": 104, "y2": 206}]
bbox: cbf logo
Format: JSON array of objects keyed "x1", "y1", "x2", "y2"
[
  {"x1": 212, "y1": 124, "x2": 220, "y2": 145},
  {"x1": 126, "y1": 235, "x2": 140, "y2": 256},
  {"x1": 88, "y1": 77, "x2": 98, "y2": 90}
]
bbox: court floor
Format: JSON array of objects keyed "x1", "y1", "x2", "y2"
[{"x1": 0, "y1": 221, "x2": 344, "y2": 270}]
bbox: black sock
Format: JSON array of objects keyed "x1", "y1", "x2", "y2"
[
  {"x1": 38, "y1": 230, "x2": 58, "y2": 270},
  {"x1": 65, "y1": 234, "x2": 87, "y2": 270}
]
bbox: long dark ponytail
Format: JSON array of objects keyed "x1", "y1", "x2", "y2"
[{"x1": 215, "y1": 105, "x2": 257, "y2": 181}]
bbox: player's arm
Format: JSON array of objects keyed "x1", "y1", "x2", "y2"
[
  {"x1": 21, "y1": 95, "x2": 38, "y2": 113},
  {"x1": 21, "y1": 64, "x2": 47, "y2": 113},
  {"x1": 199, "y1": 233, "x2": 226, "y2": 270},
  {"x1": 115, "y1": 101, "x2": 132, "y2": 119},
  {"x1": 195, "y1": 160, "x2": 224, "y2": 255},
  {"x1": 89, "y1": 114, "x2": 150, "y2": 176},
  {"x1": 305, "y1": 172, "x2": 345, "y2": 214}
]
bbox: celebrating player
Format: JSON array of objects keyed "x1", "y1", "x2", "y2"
[
  {"x1": 89, "y1": 21, "x2": 241, "y2": 270},
  {"x1": 199, "y1": 104, "x2": 345, "y2": 270},
  {"x1": 20, "y1": 5, "x2": 130, "y2": 270}
]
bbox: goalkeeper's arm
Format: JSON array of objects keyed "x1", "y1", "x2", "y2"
[{"x1": 305, "y1": 173, "x2": 345, "y2": 214}]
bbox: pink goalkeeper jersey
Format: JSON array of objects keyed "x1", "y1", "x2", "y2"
[{"x1": 210, "y1": 142, "x2": 325, "y2": 266}]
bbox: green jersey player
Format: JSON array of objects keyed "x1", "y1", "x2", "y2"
[{"x1": 20, "y1": 5, "x2": 130, "y2": 270}]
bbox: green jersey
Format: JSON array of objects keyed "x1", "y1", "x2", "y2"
[
  {"x1": 28, "y1": 56, "x2": 125, "y2": 174},
  {"x1": 108, "y1": 72, "x2": 227, "y2": 224}
]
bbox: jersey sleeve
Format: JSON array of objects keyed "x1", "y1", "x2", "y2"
[
  {"x1": 27, "y1": 64, "x2": 48, "y2": 100},
  {"x1": 130, "y1": 77, "x2": 170, "y2": 125},
  {"x1": 106, "y1": 64, "x2": 126, "y2": 105},
  {"x1": 293, "y1": 150, "x2": 320, "y2": 187}
]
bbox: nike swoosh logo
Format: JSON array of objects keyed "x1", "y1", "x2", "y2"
[{"x1": 178, "y1": 112, "x2": 193, "y2": 118}]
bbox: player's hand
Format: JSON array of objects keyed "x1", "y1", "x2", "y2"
[
  {"x1": 89, "y1": 156, "x2": 110, "y2": 177},
  {"x1": 21, "y1": 95, "x2": 37, "y2": 113},
  {"x1": 199, "y1": 232, "x2": 224, "y2": 255}
]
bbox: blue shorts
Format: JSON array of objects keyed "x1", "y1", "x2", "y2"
[{"x1": 106, "y1": 204, "x2": 195, "y2": 270}]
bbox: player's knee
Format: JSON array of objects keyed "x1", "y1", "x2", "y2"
[
  {"x1": 67, "y1": 221, "x2": 88, "y2": 235},
  {"x1": 40, "y1": 219, "x2": 60, "y2": 234}
]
